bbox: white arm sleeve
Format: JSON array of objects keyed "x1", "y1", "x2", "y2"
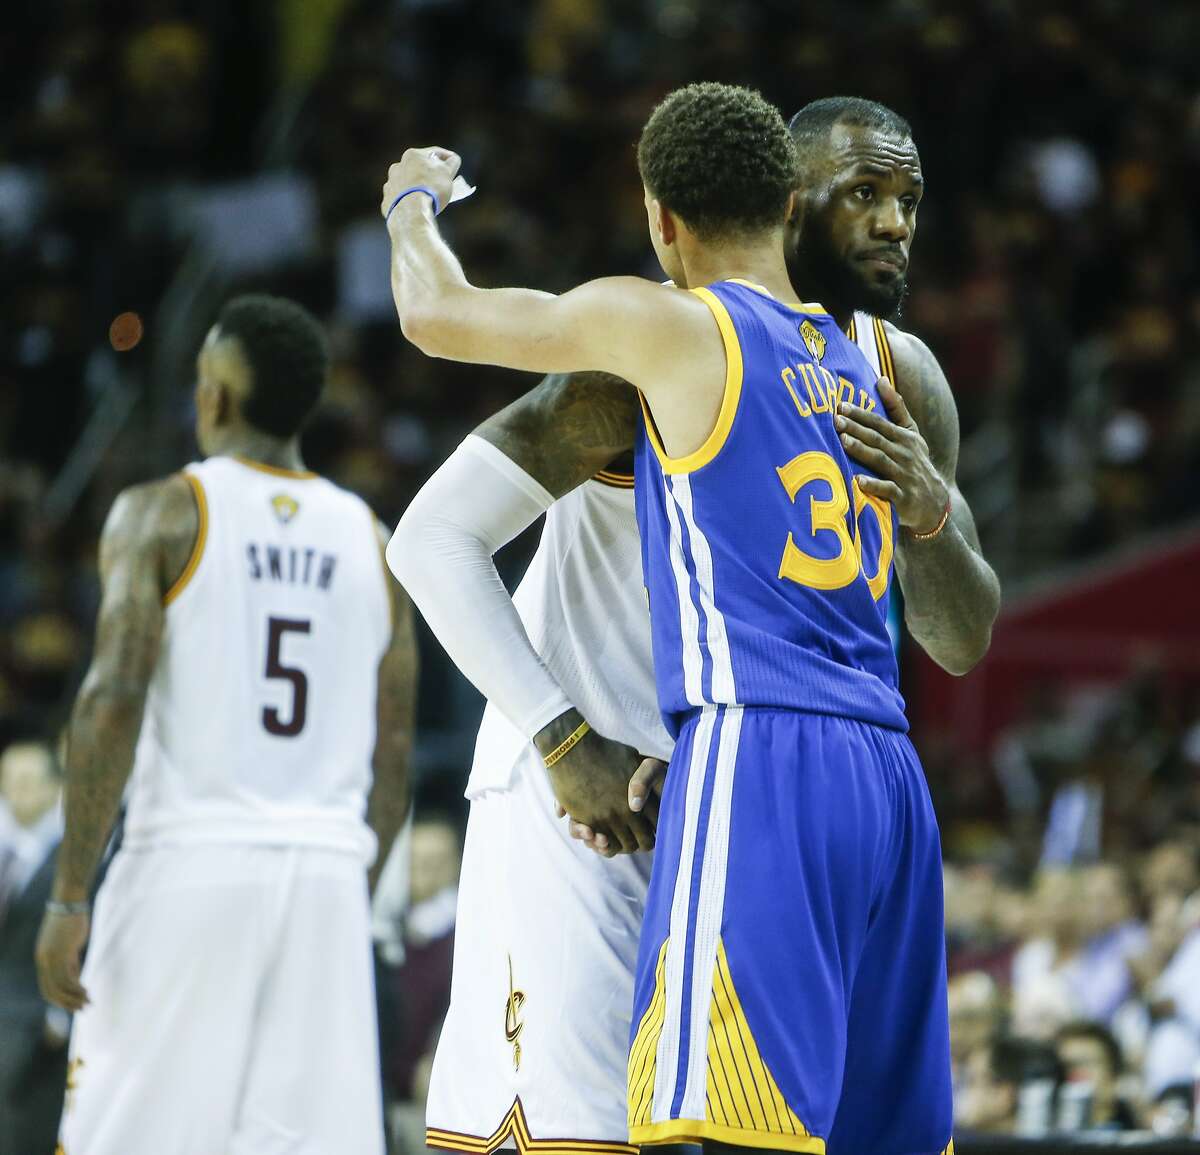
[{"x1": 386, "y1": 434, "x2": 573, "y2": 739}]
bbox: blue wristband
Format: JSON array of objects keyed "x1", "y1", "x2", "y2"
[{"x1": 386, "y1": 185, "x2": 440, "y2": 222}]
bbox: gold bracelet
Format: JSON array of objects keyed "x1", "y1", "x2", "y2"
[
  {"x1": 910, "y1": 501, "x2": 952, "y2": 542},
  {"x1": 542, "y1": 719, "x2": 591, "y2": 768}
]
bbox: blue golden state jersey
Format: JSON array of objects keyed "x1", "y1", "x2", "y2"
[{"x1": 634, "y1": 278, "x2": 906, "y2": 735}]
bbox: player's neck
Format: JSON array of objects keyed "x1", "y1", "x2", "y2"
[
  {"x1": 209, "y1": 430, "x2": 306, "y2": 473},
  {"x1": 786, "y1": 255, "x2": 853, "y2": 329},
  {"x1": 680, "y1": 234, "x2": 797, "y2": 304}
]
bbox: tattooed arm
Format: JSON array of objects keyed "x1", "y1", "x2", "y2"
[
  {"x1": 839, "y1": 325, "x2": 999, "y2": 674},
  {"x1": 887, "y1": 328, "x2": 1000, "y2": 672},
  {"x1": 36, "y1": 475, "x2": 199, "y2": 1009},
  {"x1": 367, "y1": 522, "x2": 418, "y2": 895},
  {"x1": 836, "y1": 327, "x2": 999, "y2": 672},
  {"x1": 475, "y1": 371, "x2": 641, "y2": 496}
]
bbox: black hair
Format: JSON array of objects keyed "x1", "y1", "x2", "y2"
[
  {"x1": 215, "y1": 294, "x2": 328, "y2": 438},
  {"x1": 1156, "y1": 1082, "x2": 1193, "y2": 1106},
  {"x1": 788, "y1": 96, "x2": 913, "y2": 171},
  {"x1": 637, "y1": 82, "x2": 797, "y2": 241},
  {"x1": 988, "y1": 1036, "x2": 1062, "y2": 1088},
  {"x1": 1056, "y1": 1021, "x2": 1124, "y2": 1076}
]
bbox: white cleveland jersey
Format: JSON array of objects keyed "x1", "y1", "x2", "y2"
[
  {"x1": 467, "y1": 471, "x2": 672, "y2": 796},
  {"x1": 849, "y1": 310, "x2": 896, "y2": 382},
  {"x1": 123, "y1": 455, "x2": 391, "y2": 859}
]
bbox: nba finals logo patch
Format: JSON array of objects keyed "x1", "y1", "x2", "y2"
[
  {"x1": 271, "y1": 494, "x2": 300, "y2": 526},
  {"x1": 800, "y1": 319, "x2": 826, "y2": 362}
]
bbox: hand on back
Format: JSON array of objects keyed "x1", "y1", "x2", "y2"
[
  {"x1": 558, "y1": 756, "x2": 669, "y2": 858},
  {"x1": 544, "y1": 726, "x2": 658, "y2": 856}
]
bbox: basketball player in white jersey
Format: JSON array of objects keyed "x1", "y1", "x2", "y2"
[
  {"x1": 34, "y1": 294, "x2": 416, "y2": 1155},
  {"x1": 386, "y1": 96, "x2": 997, "y2": 1153}
]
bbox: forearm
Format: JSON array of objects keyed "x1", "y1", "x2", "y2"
[
  {"x1": 387, "y1": 196, "x2": 469, "y2": 337},
  {"x1": 367, "y1": 603, "x2": 416, "y2": 892},
  {"x1": 387, "y1": 436, "x2": 573, "y2": 738},
  {"x1": 896, "y1": 519, "x2": 1000, "y2": 675},
  {"x1": 366, "y1": 764, "x2": 409, "y2": 895},
  {"x1": 54, "y1": 685, "x2": 144, "y2": 902}
]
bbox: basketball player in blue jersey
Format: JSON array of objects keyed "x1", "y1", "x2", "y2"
[{"x1": 383, "y1": 84, "x2": 995, "y2": 1155}]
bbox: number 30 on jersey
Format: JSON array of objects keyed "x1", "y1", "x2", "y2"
[{"x1": 777, "y1": 451, "x2": 894, "y2": 600}]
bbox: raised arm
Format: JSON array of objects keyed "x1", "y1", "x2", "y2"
[
  {"x1": 36, "y1": 474, "x2": 199, "y2": 1010},
  {"x1": 379, "y1": 149, "x2": 719, "y2": 402},
  {"x1": 387, "y1": 372, "x2": 657, "y2": 853},
  {"x1": 835, "y1": 327, "x2": 1000, "y2": 674},
  {"x1": 367, "y1": 522, "x2": 418, "y2": 895}
]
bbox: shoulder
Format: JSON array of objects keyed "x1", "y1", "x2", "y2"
[
  {"x1": 104, "y1": 474, "x2": 198, "y2": 552},
  {"x1": 880, "y1": 321, "x2": 959, "y2": 476},
  {"x1": 567, "y1": 276, "x2": 705, "y2": 330},
  {"x1": 880, "y1": 324, "x2": 948, "y2": 406},
  {"x1": 319, "y1": 475, "x2": 374, "y2": 518},
  {"x1": 101, "y1": 473, "x2": 200, "y2": 594}
]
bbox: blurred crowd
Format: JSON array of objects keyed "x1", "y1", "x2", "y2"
[{"x1": 2, "y1": 0, "x2": 1200, "y2": 1149}]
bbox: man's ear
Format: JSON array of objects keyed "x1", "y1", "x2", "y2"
[
  {"x1": 213, "y1": 380, "x2": 234, "y2": 427},
  {"x1": 785, "y1": 186, "x2": 809, "y2": 254},
  {"x1": 656, "y1": 200, "x2": 677, "y2": 247}
]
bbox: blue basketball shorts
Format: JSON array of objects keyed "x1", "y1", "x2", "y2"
[{"x1": 627, "y1": 706, "x2": 953, "y2": 1155}]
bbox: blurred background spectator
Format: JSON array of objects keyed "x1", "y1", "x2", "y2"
[
  {"x1": 0, "y1": 742, "x2": 67, "y2": 1155},
  {"x1": 3, "y1": 0, "x2": 1199, "y2": 1147}
]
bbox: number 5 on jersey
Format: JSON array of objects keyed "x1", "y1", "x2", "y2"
[
  {"x1": 263, "y1": 616, "x2": 310, "y2": 737},
  {"x1": 777, "y1": 451, "x2": 894, "y2": 601}
]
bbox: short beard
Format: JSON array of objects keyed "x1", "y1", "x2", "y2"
[{"x1": 795, "y1": 226, "x2": 908, "y2": 321}]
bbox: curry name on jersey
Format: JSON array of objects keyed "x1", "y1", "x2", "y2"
[{"x1": 634, "y1": 278, "x2": 906, "y2": 736}]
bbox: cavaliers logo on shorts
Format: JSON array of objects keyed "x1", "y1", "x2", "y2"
[{"x1": 504, "y1": 954, "x2": 526, "y2": 1072}]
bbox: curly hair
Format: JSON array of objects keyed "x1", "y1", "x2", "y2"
[
  {"x1": 216, "y1": 294, "x2": 328, "y2": 438},
  {"x1": 637, "y1": 82, "x2": 798, "y2": 241}
]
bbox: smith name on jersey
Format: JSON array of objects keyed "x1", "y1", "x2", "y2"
[{"x1": 122, "y1": 456, "x2": 392, "y2": 860}]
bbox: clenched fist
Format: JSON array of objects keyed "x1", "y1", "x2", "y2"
[{"x1": 381, "y1": 147, "x2": 461, "y2": 222}]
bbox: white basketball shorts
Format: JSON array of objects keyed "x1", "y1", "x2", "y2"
[
  {"x1": 426, "y1": 743, "x2": 652, "y2": 1155},
  {"x1": 58, "y1": 843, "x2": 384, "y2": 1155}
]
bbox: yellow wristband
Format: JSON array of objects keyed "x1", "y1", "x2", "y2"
[{"x1": 543, "y1": 720, "x2": 591, "y2": 768}]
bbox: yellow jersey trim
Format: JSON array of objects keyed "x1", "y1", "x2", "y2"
[
  {"x1": 631, "y1": 1120, "x2": 825, "y2": 1154},
  {"x1": 874, "y1": 317, "x2": 896, "y2": 383},
  {"x1": 233, "y1": 455, "x2": 318, "y2": 480},
  {"x1": 845, "y1": 316, "x2": 857, "y2": 341},
  {"x1": 707, "y1": 939, "x2": 811, "y2": 1138},
  {"x1": 630, "y1": 937, "x2": 821, "y2": 1148},
  {"x1": 724, "y1": 278, "x2": 827, "y2": 315},
  {"x1": 428, "y1": 1096, "x2": 636, "y2": 1155},
  {"x1": 639, "y1": 286, "x2": 743, "y2": 476},
  {"x1": 628, "y1": 939, "x2": 670, "y2": 1129},
  {"x1": 593, "y1": 469, "x2": 635, "y2": 489},
  {"x1": 163, "y1": 473, "x2": 208, "y2": 606}
]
